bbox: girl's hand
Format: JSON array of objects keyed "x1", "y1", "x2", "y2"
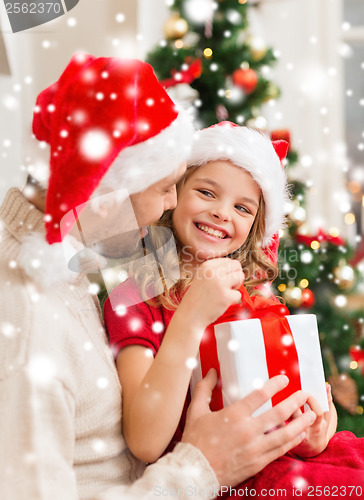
[
  {"x1": 177, "y1": 257, "x2": 244, "y2": 331},
  {"x1": 290, "y1": 383, "x2": 337, "y2": 458}
]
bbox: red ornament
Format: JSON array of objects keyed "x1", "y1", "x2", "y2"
[
  {"x1": 271, "y1": 129, "x2": 291, "y2": 150},
  {"x1": 349, "y1": 345, "x2": 364, "y2": 375},
  {"x1": 300, "y1": 288, "x2": 315, "y2": 308},
  {"x1": 232, "y1": 68, "x2": 258, "y2": 94}
]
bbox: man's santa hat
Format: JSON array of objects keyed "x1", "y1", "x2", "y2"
[
  {"x1": 187, "y1": 122, "x2": 289, "y2": 251},
  {"x1": 32, "y1": 53, "x2": 194, "y2": 244}
]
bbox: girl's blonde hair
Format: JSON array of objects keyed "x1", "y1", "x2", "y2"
[{"x1": 130, "y1": 163, "x2": 278, "y2": 310}]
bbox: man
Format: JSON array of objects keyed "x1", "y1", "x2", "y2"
[{"x1": 0, "y1": 54, "x2": 314, "y2": 500}]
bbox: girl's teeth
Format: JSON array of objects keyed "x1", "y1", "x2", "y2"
[{"x1": 197, "y1": 223, "x2": 225, "y2": 239}]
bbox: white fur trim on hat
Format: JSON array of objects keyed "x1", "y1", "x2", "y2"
[
  {"x1": 96, "y1": 108, "x2": 194, "y2": 197},
  {"x1": 187, "y1": 125, "x2": 289, "y2": 245},
  {"x1": 18, "y1": 232, "x2": 107, "y2": 289}
]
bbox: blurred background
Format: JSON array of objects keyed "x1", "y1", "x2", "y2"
[{"x1": 1, "y1": 0, "x2": 363, "y2": 434}]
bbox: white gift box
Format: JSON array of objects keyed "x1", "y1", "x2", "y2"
[{"x1": 190, "y1": 314, "x2": 329, "y2": 417}]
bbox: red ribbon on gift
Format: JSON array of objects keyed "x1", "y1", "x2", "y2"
[
  {"x1": 296, "y1": 228, "x2": 345, "y2": 248},
  {"x1": 199, "y1": 286, "x2": 303, "y2": 411}
]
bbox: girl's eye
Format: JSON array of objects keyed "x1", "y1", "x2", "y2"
[
  {"x1": 198, "y1": 189, "x2": 214, "y2": 197},
  {"x1": 235, "y1": 205, "x2": 250, "y2": 214}
]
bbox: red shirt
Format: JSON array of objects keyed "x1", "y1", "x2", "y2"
[{"x1": 104, "y1": 278, "x2": 188, "y2": 455}]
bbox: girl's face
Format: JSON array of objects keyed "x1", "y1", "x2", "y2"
[{"x1": 172, "y1": 160, "x2": 261, "y2": 265}]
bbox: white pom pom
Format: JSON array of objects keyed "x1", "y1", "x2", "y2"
[{"x1": 17, "y1": 233, "x2": 76, "y2": 288}]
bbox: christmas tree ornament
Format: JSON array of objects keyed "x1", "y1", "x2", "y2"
[
  {"x1": 264, "y1": 82, "x2": 280, "y2": 101},
  {"x1": 271, "y1": 129, "x2": 291, "y2": 149},
  {"x1": 328, "y1": 373, "x2": 359, "y2": 415},
  {"x1": 247, "y1": 35, "x2": 267, "y2": 62},
  {"x1": 288, "y1": 202, "x2": 306, "y2": 227},
  {"x1": 325, "y1": 349, "x2": 359, "y2": 415},
  {"x1": 232, "y1": 68, "x2": 258, "y2": 94},
  {"x1": 283, "y1": 286, "x2": 302, "y2": 308},
  {"x1": 164, "y1": 13, "x2": 189, "y2": 40},
  {"x1": 245, "y1": 115, "x2": 267, "y2": 130},
  {"x1": 216, "y1": 104, "x2": 229, "y2": 121},
  {"x1": 349, "y1": 345, "x2": 364, "y2": 375},
  {"x1": 183, "y1": 31, "x2": 200, "y2": 48},
  {"x1": 300, "y1": 288, "x2": 315, "y2": 308},
  {"x1": 333, "y1": 260, "x2": 356, "y2": 290}
]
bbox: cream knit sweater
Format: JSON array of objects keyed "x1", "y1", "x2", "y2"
[{"x1": 0, "y1": 189, "x2": 219, "y2": 500}]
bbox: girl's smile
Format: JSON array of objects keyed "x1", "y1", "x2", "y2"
[{"x1": 172, "y1": 160, "x2": 261, "y2": 267}]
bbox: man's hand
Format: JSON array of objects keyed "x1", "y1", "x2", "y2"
[{"x1": 182, "y1": 370, "x2": 316, "y2": 487}]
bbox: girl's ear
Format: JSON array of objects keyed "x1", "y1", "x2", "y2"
[{"x1": 272, "y1": 140, "x2": 289, "y2": 167}]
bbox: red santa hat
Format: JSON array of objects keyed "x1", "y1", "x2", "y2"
[
  {"x1": 33, "y1": 53, "x2": 194, "y2": 244},
  {"x1": 187, "y1": 121, "x2": 289, "y2": 248}
]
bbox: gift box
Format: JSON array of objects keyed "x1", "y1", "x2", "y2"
[{"x1": 190, "y1": 287, "x2": 329, "y2": 417}]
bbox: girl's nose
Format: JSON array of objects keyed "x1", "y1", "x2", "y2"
[{"x1": 212, "y1": 204, "x2": 231, "y2": 222}]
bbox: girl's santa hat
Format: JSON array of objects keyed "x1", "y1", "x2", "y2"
[
  {"x1": 32, "y1": 53, "x2": 194, "y2": 245},
  {"x1": 187, "y1": 122, "x2": 289, "y2": 247}
]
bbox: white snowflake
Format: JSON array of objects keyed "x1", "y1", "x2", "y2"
[
  {"x1": 129, "y1": 318, "x2": 142, "y2": 332},
  {"x1": 27, "y1": 355, "x2": 57, "y2": 386},
  {"x1": 186, "y1": 357, "x2": 198, "y2": 369},
  {"x1": 282, "y1": 334, "x2": 293, "y2": 346},
  {"x1": 79, "y1": 130, "x2": 111, "y2": 161},
  {"x1": 227, "y1": 339, "x2": 239, "y2": 352},
  {"x1": 91, "y1": 439, "x2": 106, "y2": 454},
  {"x1": 1, "y1": 322, "x2": 16, "y2": 338},
  {"x1": 88, "y1": 283, "x2": 100, "y2": 295},
  {"x1": 67, "y1": 18, "x2": 77, "y2": 28},
  {"x1": 115, "y1": 13, "x2": 125, "y2": 23},
  {"x1": 152, "y1": 321, "x2": 164, "y2": 334},
  {"x1": 96, "y1": 377, "x2": 109, "y2": 389},
  {"x1": 84, "y1": 341, "x2": 93, "y2": 351}
]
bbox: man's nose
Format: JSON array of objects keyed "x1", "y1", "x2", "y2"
[{"x1": 164, "y1": 187, "x2": 177, "y2": 211}]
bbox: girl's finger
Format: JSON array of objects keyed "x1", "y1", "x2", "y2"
[{"x1": 305, "y1": 395, "x2": 324, "y2": 418}]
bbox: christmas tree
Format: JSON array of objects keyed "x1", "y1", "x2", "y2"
[{"x1": 146, "y1": 0, "x2": 364, "y2": 435}]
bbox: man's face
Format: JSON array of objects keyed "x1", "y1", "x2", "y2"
[
  {"x1": 69, "y1": 162, "x2": 187, "y2": 261},
  {"x1": 129, "y1": 161, "x2": 187, "y2": 227}
]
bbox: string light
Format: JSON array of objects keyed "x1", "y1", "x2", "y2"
[
  {"x1": 311, "y1": 240, "x2": 320, "y2": 250},
  {"x1": 300, "y1": 279, "x2": 309, "y2": 289},
  {"x1": 344, "y1": 213, "x2": 355, "y2": 225},
  {"x1": 329, "y1": 227, "x2": 340, "y2": 237},
  {"x1": 203, "y1": 48, "x2": 213, "y2": 58}
]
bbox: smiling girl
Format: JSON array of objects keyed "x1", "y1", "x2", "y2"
[{"x1": 104, "y1": 122, "x2": 335, "y2": 465}]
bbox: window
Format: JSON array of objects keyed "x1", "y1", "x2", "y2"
[{"x1": 343, "y1": 0, "x2": 364, "y2": 236}]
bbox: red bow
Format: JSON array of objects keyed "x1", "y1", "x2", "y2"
[
  {"x1": 296, "y1": 228, "x2": 345, "y2": 247},
  {"x1": 160, "y1": 59, "x2": 202, "y2": 88},
  {"x1": 199, "y1": 286, "x2": 302, "y2": 411}
]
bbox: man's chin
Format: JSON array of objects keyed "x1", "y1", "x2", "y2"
[{"x1": 93, "y1": 228, "x2": 148, "y2": 259}]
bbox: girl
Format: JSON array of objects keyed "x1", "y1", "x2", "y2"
[{"x1": 104, "y1": 122, "x2": 336, "y2": 464}]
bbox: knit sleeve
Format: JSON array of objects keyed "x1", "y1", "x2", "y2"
[
  {"x1": 92, "y1": 443, "x2": 220, "y2": 500},
  {"x1": 103, "y1": 279, "x2": 164, "y2": 358}
]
